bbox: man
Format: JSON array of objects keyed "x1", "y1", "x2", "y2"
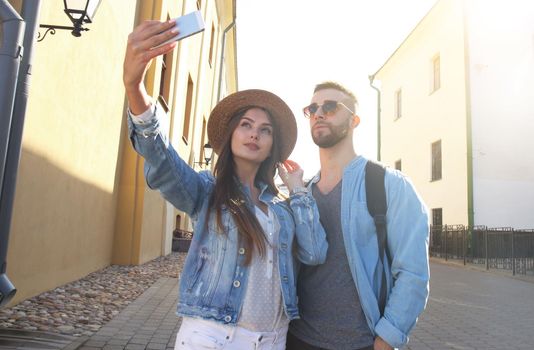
[{"x1": 287, "y1": 82, "x2": 430, "y2": 350}]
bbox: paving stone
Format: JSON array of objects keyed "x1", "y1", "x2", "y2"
[
  {"x1": 106, "y1": 338, "x2": 129, "y2": 346},
  {"x1": 124, "y1": 344, "x2": 146, "y2": 350},
  {"x1": 102, "y1": 346, "x2": 126, "y2": 350},
  {"x1": 146, "y1": 343, "x2": 167, "y2": 350}
]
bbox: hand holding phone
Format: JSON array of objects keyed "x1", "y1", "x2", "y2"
[{"x1": 155, "y1": 10, "x2": 205, "y2": 48}]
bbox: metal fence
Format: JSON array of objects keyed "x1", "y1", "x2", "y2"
[
  {"x1": 429, "y1": 225, "x2": 534, "y2": 276},
  {"x1": 172, "y1": 228, "x2": 193, "y2": 252}
]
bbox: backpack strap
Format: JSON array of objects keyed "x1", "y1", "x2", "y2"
[{"x1": 365, "y1": 160, "x2": 390, "y2": 316}]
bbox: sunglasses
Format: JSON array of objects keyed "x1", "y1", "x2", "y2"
[{"x1": 303, "y1": 100, "x2": 354, "y2": 118}]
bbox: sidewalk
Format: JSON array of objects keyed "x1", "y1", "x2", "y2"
[
  {"x1": 69, "y1": 259, "x2": 534, "y2": 350},
  {"x1": 406, "y1": 260, "x2": 534, "y2": 349},
  {"x1": 72, "y1": 278, "x2": 181, "y2": 350}
]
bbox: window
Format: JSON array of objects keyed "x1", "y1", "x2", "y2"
[
  {"x1": 431, "y1": 54, "x2": 441, "y2": 92},
  {"x1": 175, "y1": 215, "x2": 182, "y2": 231},
  {"x1": 158, "y1": 54, "x2": 170, "y2": 110},
  {"x1": 199, "y1": 117, "x2": 207, "y2": 162},
  {"x1": 182, "y1": 76, "x2": 194, "y2": 144},
  {"x1": 432, "y1": 208, "x2": 443, "y2": 227},
  {"x1": 394, "y1": 89, "x2": 402, "y2": 119},
  {"x1": 158, "y1": 15, "x2": 175, "y2": 111},
  {"x1": 395, "y1": 159, "x2": 402, "y2": 171},
  {"x1": 431, "y1": 140, "x2": 442, "y2": 181},
  {"x1": 208, "y1": 24, "x2": 216, "y2": 67}
]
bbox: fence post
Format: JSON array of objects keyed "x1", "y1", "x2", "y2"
[
  {"x1": 511, "y1": 229, "x2": 515, "y2": 276},
  {"x1": 485, "y1": 227, "x2": 489, "y2": 270},
  {"x1": 463, "y1": 226, "x2": 466, "y2": 265},
  {"x1": 444, "y1": 225, "x2": 448, "y2": 261},
  {"x1": 440, "y1": 226, "x2": 444, "y2": 258}
]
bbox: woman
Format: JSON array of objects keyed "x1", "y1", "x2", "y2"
[{"x1": 123, "y1": 20, "x2": 327, "y2": 349}]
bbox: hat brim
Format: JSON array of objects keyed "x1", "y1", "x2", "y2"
[{"x1": 207, "y1": 89, "x2": 297, "y2": 161}]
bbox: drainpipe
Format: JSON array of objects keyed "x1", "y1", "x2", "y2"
[
  {"x1": 0, "y1": 0, "x2": 25, "y2": 308},
  {"x1": 462, "y1": 3, "x2": 474, "y2": 229},
  {"x1": 368, "y1": 74, "x2": 382, "y2": 161},
  {"x1": 0, "y1": 0, "x2": 24, "y2": 203},
  {"x1": 216, "y1": 0, "x2": 237, "y2": 102}
]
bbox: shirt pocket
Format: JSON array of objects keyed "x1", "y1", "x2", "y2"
[
  {"x1": 188, "y1": 209, "x2": 236, "y2": 298},
  {"x1": 186, "y1": 246, "x2": 210, "y2": 292},
  {"x1": 350, "y1": 202, "x2": 377, "y2": 247},
  {"x1": 207, "y1": 207, "x2": 237, "y2": 235}
]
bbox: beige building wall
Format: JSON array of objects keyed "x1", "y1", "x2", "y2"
[
  {"x1": 465, "y1": 0, "x2": 534, "y2": 228},
  {"x1": 375, "y1": 0, "x2": 469, "y2": 225},
  {"x1": 5, "y1": 0, "x2": 236, "y2": 306},
  {"x1": 131, "y1": 0, "x2": 237, "y2": 263},
  {"x1": 6, "y1": 0, "x2": 138, "y2": 305}
]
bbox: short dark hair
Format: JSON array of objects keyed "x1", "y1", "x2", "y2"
[{"x1": 314, "y1": 81, "x2": 358, "y2": 111}]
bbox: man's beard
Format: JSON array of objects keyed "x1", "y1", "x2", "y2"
[{"x1": 311, "y1": 118, "x2": 351, "y2": 148}]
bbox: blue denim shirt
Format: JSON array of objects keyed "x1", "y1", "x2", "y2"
[
  {"x1": 127, "y1": 104, "x2": 327, "y2": 325},
  {"x1": 308, "y1": 156, "x2": 430, "y2": 349}
]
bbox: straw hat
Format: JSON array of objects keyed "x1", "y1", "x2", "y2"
[{"x1": 207, "y1": 89, "x2": 297, "y2": 160}]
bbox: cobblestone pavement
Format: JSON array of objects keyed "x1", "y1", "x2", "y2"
[
  {"x1": 2, "y1": 256, "x2": 534, "y2": 349},
  {"x1": 75, "y1": 277, "x2": 181, "y2": 350},
  {"x1": 405, "y1": 259, "x2": 534, "y2": 350},
  {"x1": 0, "y1": 253, "x2": 185, "y2": 337},
  {"x1": 72, "y1": 259, "x2": 534, "y2": 350}
]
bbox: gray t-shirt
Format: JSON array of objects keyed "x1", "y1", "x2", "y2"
[{"x1": 289, "y1": 181, "x2": 374, "y2": 350}]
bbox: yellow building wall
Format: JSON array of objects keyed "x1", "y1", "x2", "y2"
[
  {"x1": 376, "y1": 0, "x2": 469, "y2": 225},
  {"x1": 6, "y1": 0, "x2": 138, "y2": 305},
  {"x1": 144, "y1": 0, "x2": 237, "y2": 243},
  {"x1": 5, "y1": 0, "x2": 236, "y2": 306},
  {"x1": 113, "y1": 0, "x2": 236, "y2": 264}
]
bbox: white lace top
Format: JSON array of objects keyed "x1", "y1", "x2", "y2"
[{"x1": 237, "y1": 206, "x2": 289, "y2": 332}]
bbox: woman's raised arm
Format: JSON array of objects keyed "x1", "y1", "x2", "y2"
[{"x1": 123, "y1": 20, "x2": 178, "y2": 114}]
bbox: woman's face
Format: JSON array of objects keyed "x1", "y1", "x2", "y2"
[{"x1": 230, "y1": 107, "x2": 274, "y2": 166}]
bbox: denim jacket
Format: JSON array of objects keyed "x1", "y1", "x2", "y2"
[
  {"x1": 127, "y1": 104, "x2": 328, "y2": 325},
  {"x1": 308, "y1": 156, "x2": 429, "y2": 349}
]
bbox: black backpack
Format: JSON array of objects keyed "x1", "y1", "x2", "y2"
[{"x1": 365, "y1": 160, "x2": 391, "y2": 316}]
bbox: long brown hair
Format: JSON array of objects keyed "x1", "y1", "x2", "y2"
[{"x1": 209, "y1": 107, "x2": 282, "y2": 264}]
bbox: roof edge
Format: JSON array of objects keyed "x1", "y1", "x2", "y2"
[{"x1": 371, "y1": 0, "x2": 440, "y2": 79}]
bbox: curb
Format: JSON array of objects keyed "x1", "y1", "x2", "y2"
[{"x1": 430, "y1": 257, "x2": 534, "y2": 284}]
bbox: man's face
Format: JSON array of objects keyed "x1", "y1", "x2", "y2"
[{"x1": 308, "y1": 88, "x2": 357, "y2": 148}]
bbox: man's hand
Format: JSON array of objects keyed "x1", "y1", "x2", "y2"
[
  {"x1": 123, "y1": 20, "x2": 178, "y2": 114},
  {"x1": 374, "y1": 336, "x2": 393, "y2": 350}
]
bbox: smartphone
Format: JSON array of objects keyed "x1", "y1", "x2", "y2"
[{"x1": 156, "y1": 11, "x2": 205, "y2": 48}]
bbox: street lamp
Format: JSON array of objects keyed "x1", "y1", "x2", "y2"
[
  {"x1": 38, "y1": 0, "x2": 102, "y2": 41},
  {"x1": 194, "y1": 144, "x2": 213, "y2": 167}
]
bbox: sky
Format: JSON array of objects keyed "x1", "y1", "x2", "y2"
[{"x1": 236, "y1": 0, "x2": 437, "y2": 178}]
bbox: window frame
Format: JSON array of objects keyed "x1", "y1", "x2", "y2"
[
  {"x1": 182, "y1": 76, "x2": 194, "y2": 145},
  {"x1": 431, "y1": 54, "x2": 441, "y2": 93},
  {"x1": 431, "y1": 140, "x2": 442, "y2": 181},
  {"x1": 395, "y1": 159, "x2": 402, "y2": 171},
  {"x1": 394, "y1": 88, "x2": 402, "y2": 120}
]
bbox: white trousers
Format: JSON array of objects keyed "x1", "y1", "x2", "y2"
[{"x1": 174, "y1": 317, "x2": 287, "y2": 350}]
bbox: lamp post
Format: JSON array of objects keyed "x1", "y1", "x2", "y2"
[
  {"x1": 194, "y1": 144, "x2": 213, "y2": 168},
  {"x1": 38, "y1": 0, "x2": 102, "y2": 41}
]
